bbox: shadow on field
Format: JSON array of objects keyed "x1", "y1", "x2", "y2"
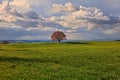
[
  {"x1": 0, "y1": 56, "x2": 59, "y2": 64},
  {"x1": 64, "y1": 42, "x2": 90, "y2": 44}
]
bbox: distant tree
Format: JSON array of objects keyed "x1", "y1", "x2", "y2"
[
  {"x1": 2, "y1": 40, "x2": 9, "y2": 44},
  {"x1": 51, "y1": 31, "x2": 66, "y2": 43}
]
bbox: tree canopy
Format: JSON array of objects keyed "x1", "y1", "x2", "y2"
[{"x1": 51, "y1": 31, "x2": 66, "y2": 43}]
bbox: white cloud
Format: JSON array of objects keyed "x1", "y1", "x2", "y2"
[
  {"x1": 9, "y1": 0, "x2": 30, "y2": 12},
  {"x1": 52, "y1": 2, "x2": 78, "y2": 13},
  {"x1": 9, "y1": 0, "x2": 50, "y2": 12},
  {"x1": 0, "y1": 0, "x2": 60, "y2": 32},
  {"x1": 51, "y1": 4, "x2": 110, "y2": 30},
  {"x1": 51, "y1": 3, "x2": 120, "y2": 32}
]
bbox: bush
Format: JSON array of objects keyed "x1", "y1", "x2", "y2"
[{"x1": 2, "y1": 40, "x2": 9, "y2": 44}]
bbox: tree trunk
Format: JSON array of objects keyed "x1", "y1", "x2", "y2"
[{"x1": 58, "y1": 40, "x2": 60, "y2": 43}]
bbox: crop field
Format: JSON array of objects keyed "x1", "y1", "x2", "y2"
[{"x1": 0, "y1": 41, "x2": 120, "y2": 80}]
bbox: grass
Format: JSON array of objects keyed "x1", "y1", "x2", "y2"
[{"x1": 0, "y1": 41, "x2": 120, "y2": 80}]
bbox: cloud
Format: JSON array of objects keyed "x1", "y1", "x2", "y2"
[
  {"x1": 0, "y1": 27, "x2": 52, "y2": 40},
  {"x1": 24, "y1": 11, "x2": 39, "y2": 19},
  {"x1": 9, "y1": 0, "x2": 50, "y2": 12},
  {"x1": 51, "y1": 0, "x2": 120, "y2": 16},
  {"x1": 52, "y1": 2, "x2": 78, "y2": 13},
  {"x1": 14, "y1": 19, "x2": 39, "y2": 28},
  {"x1": 9, "y1": 0, "x2": 30, "y2": 12},
  {"x1": 0, "y1": 1, "x2": 120, "y2": 40},
  {"x1": 0, "y1": 0, "x2": 60, "y2": 31},
  {"x1": 103, "y1": 26, "x2": 120, "y2": 34},
  {"x1": 51, "y1": 3, "x2": 120, "y2": 31}
]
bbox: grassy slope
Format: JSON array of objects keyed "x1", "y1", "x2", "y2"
[{"x1": 0, "y1": 41, "x2": 120, "y2": 80}]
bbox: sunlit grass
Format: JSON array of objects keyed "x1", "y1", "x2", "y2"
[{"x1": 0, "y1": 41, "x2": 120, "y2": 80}]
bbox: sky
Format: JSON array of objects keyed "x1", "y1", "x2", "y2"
[{"x1": 0, "y1": 0, "x2": 120, "y2": 40}]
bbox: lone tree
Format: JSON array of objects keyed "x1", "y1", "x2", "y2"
[{"x1": 51, "y1": 31, "x2": 66, "y2": 43}]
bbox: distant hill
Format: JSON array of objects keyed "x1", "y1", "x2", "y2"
[{"x1": 0, "y1": 40, "x2": 51, "y2": 43}]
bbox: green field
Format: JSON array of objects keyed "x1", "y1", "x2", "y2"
[{"x1": 0, "y1": 41, "x2": 120, "y2": 80}]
